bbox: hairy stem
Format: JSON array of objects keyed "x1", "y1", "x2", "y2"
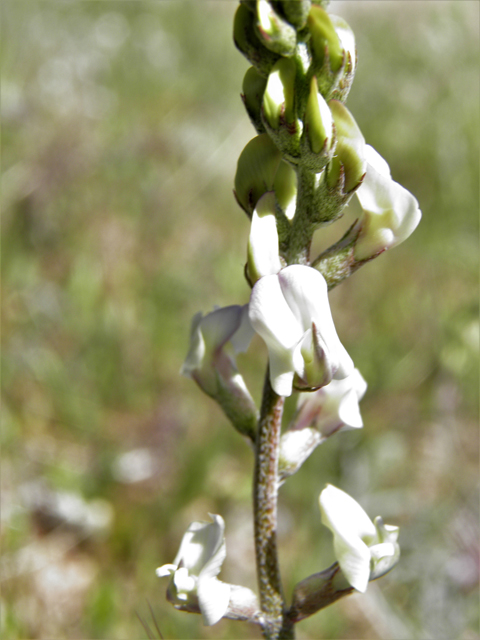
[
  {"x1": 286, "y1": 166, "x2": 317, "y2": 265},
  {"x1": 253, "y1": 369, "x2": 294, "y2": 639}
]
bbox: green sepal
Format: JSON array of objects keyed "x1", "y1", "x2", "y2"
[
  {"x1": 242, "y1": 66, "x2": 268, "y2": 134},
  {"x1": 328, "y1": 100, "x2": 366, "y2": 192},
  {"x1": 234, "y1": 133, "x2": 282, "y2": 216},
  {"x1": 300, "y1": 75, "x2": 335, "y2": 172},
  {"x1": 307, "y1": 5, "x2": 343, "y2": 73},
  {"x1": 328, "y1": 15, "x2": 356, "y2": 102},
  {"x1": 234, "y1": 3, "x2": 281, "y2": 78},
  {"x1": 280, "y1": 0, "x2": 312, "y2": 30}
]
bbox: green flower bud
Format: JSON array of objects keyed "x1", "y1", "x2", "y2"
[
  {"x1": 301, "y1": 75, "x2": 335, "y2": 171},
  {"x1": 234, "y1": 3, "x2": 280, "y2": 77},
  {"x1": 280, "y1": 0, "x2": 311, "y2": 30},
  {"x1": 255, "y1": 0, "x2": 297, "y2": 57},
  {"x1": 262, "y1": 58, "x2": 302, "y2": 162},
  {"x1": 263, "y1": 57, "x2": 296, "y2": 130},
  {"x1": 329, "y1": 15, "x2": 356, "y2": 101},
  {"x1": 234, "y1": 134, "x2": 282, "y2": 216},
  {"x1": 242, "y1": 67, "x2": 268, "y2": 134},
  {"x1": 307, "y1": 5, "x2": 343, "y2": 73},
  {"x1": 327, "y1": 100, "x2": 366, "y2": 193}
]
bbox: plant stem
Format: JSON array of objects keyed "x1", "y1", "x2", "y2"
[
  {"x1": 253, "y1": 368, "x2": 294, "y2": 639},
  {"x1": 286, "y1": 166, "x2": 317, "y2": 265}
]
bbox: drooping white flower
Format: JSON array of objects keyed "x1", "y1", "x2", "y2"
[
  {"x1": 319, "y1": 484, "x2": 400, "y2": 593},
  {"x1": 181, "y1": 305, "x2": 257, "y2": 438},
  {"x1": 294, "y1": 368, "x2": 367, "y2": 436},
  {"x1": 156, "y1": 514, "x2": 231, "y2": 626},
  {"x1": 248, "y1": 265, "x2": 354, "y2": 397},
  {"x1": 279, "y1": 369, "x2": 367, "y2": 480},
  {"x1": 354, "y1": 145, "x2": 422, "y2": 260}
]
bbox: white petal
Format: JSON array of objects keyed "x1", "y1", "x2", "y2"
[
  {"x1": 155, "y1": 563, "x2": 177, "y2": 578},
  {"x1": 279, "y1": 266, "x2": 354, "y2": 380},
  {"x1": 320, "y1": 484, "x2": 377, "y2": 542},
  {"x1": 197, "y1": 577, "x2": 231, "y2": 626},
  {"x1": 173, "y1": 514, "x2": 226, "y2": 577},
  {"x1": 249, "y1": 274, "x2": 303, "y2": 396},
  {"x1": 173, "y1": 567, "x2": 196, "y2": 596},
  {"x1": 364, "y1": 144, "x2": 391, "y2": 177},
  {"x1": 229, "y1": 305, "x2": 255, "y2": 354},
  {"x1": 319, "y1": 485, "x2": 377, "y2": 592},
  {"x1": 248, "y1": 192, "x2": 282, "y2": 282},
  {"x1": 337, "y1": 388, "x2": 363, "y2": 428},
  {"x1": 355, "y1": 148, "x2": 422, "y2": 260},
  {"x1": 332, "y1": 531, "x2": 371, "y2": 593}
]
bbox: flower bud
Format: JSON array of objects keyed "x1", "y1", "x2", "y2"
[
  {"x1": 242, "y1": 66, "x2": 268, "y2": 133},
  {"x1": 157, "y1": 514, "x2": 231, "y2": 626},
  {"x1": 255, "y1": 0, "x2": 297, "y2": 57},
  {"x1": 262, "y1": 57, "x2": 296, "y2": 130},
  {"x1": 234, "y1": 3, "x2": 280, "y2": 77},
  {"x1": 234, "y1": 134, "x2": 282, "y2": 216},
  {"x1": 280, "y1": 0, "x2": 311, "y2": 29},
  {"x1": 319, "y1": 485, "x2": 400, "y2": 593},
  {"x1": 354, "y1": 145, "x2": 422, "y2": 260},
  {"x1": 307, "y1": 5, "x2": 343, "y2": 73},
  {"x1": 307, "y1": 6, "x2": 356, "y2": 100},
  {"x1": 327, "y1": 100, "x2": 366, "y2": 193},
  {"x1": 247, "y1": 192, "x2": 282, "y2": 284},
  {"x1": 262, "y1": 58, "x2": 302, "y2": 161},
  {"x1": 301, "y1": 75, "x2": 335, "y2": 171},
  {"x1": 329, "y1": 15, "x2": 356, "y2": 101}
]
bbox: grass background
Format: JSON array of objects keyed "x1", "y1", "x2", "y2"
[{"x1": 2, "y1": 1, "x2": 478, "y2": 638}]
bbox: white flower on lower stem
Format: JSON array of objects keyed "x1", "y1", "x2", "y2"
[
  {"x1": 319, "y1": 484, "x2": 400, "y2": 593},
  {"x1": 248, "y1": 264, "x2": 354, "y2": 397},
  {"x1": 354, "y1": 145, "x2": 422, "y2": 261},
  {"x1": 156, "y1": 514, "x2": 231, "y2": 626},
  {"x1": 294, "y1": 368, "x2": 367, "y2": 436}
]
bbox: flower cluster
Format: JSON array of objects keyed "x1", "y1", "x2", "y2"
[{"x1": 158, "y1": 0, "x2": 420, "y2": 631}]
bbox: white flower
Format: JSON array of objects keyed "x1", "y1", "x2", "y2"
[
  {"x1": 319, "y1": 484, "x2": 400, "y2": 593},
  {"x1": 294, "y1": 368, "x2": 367, "y2": 436},
  {"x1": 354, "y1": 145, "x2": 422, "y2": 260},
  {"x1": 278, "y1": 369, "x2": 367, "y2": 480},
  {"x1": 248, "y1": 265, "x2": 354, "y2": 397},
  {"x1": 156, "y1": 514, "x2": 231, "y2": 626},
  {"x1": 181, "y1": 305, "x2": 257, "y2": 438}
]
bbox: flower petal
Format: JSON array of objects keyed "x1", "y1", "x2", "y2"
[
  {"x1": 247, "y1": 192, "x2": 282, "y2": 283},
  {"x1": 249, "y1": 273, "x2": 304, "y2": 396},
  {"x1": 355, "y1": 145, "x2": 421, "y2": 260},
  {"x1": 197, "y1": 577, "x2": 231, "y2": 626},
  {"x1": 319, "y1": 484, "x2": 377, "y2": 592}
]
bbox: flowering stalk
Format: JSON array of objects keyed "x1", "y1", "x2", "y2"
[{"x1": 158, "y1": 2, "x2": 420, "y2": 638}]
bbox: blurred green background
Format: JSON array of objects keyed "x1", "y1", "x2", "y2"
[{"x1": 2, "y1": 1, "x2": 478, "y2": 638}]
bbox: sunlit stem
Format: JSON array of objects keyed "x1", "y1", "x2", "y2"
[{"x1": 253, "y1": 368, "x2": 294, "y2": 639}]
